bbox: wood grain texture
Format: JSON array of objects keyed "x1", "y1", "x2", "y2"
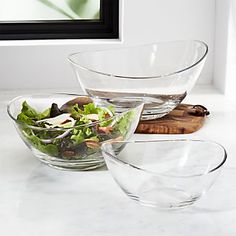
[{"x1": 135, "y1": 104, "x2": 209, "y2": 134}]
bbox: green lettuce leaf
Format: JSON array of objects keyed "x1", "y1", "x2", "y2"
[
  {"x1": 83, "y1": 103, "x2": 98, "y2": 115},
  {"x1": 71, "y1": 130, "x2": 84, "y2": 144},
  {"x1": 37, "y1": 108, "x2": 51, "y2": 120},
  {"x1": 70, "y1": 104, "x2": 82, "y2": 119},
  {"x1": 85, "y1": 136, "x2": 99, "y2": 142},
  {"x1": 17, "y1": 101, "x2": 51, "y2": 125},
  {"x1": 23, "y1": 131, "x2": 59, "y2": 156},
  {"x1": 21, "y1": 101, "x2": 38, "y2": 118},
  {"x1": 17, "y1": 113, "x2": 35, "y2": 125},
  {"x1": 16, "y1": 100, "x2": 117, "y2": 159},
  {"x1": 115, "y1": 110, "x2": 135, "y2": 137}
]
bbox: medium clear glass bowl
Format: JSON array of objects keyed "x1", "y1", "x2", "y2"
[
  {"x1": 101, "y1": 139, "x2": 227, "y2": 209},
  {"x1": 7, "y1": 93, "x2": 143, "y2": 171},
  {"x1": 68, "y1": 40, "x2": 208, "y2": 120}
]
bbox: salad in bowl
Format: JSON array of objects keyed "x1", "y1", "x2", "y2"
[{"x1": 7, "y1": 94, "x2": 143, "y2": 170}]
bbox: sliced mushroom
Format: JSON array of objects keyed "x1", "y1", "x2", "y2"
[
  {"x1": 36, "y1": 113, "x2": 75, "y2": 128},
  {"x1": 35, "y1": 114, "x2": 76, "y2": 144}
]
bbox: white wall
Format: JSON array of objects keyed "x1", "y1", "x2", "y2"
[
  {"x1": 213, "y1": 0, "x2": 230, "y2": 93},
  {"x1": 214, "y1": 0, "x2": 236, "y2": 98},
  {"x1": 225, "y1": 0, "x2": 236, "y2": 99},
  {"x1": 0, "y1": 0, "x2": 215, "y2": 90}
]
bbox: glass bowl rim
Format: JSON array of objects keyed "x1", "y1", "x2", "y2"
[
  {"x1": 7, "y1": 93, "x2": 144, "y2": 131},
  {"x1": 68, "y1": 40, "x2": 208, "y2": 80},
  {"x1": 101, "y1": 139, "x2": 227, "y2": 178}
]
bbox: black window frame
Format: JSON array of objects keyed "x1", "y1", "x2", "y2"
[{"x1": 0, "y1": 0, "x2": 119, "y2": 40}]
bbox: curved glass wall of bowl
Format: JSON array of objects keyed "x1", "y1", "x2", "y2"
[
  {"x1": 7, "y1": 94, "x2": 144, "y2": 171},
  {"x1": 69, "y1": 40, "x2": 208, "y2": 120},
  {"x1": 101, "y1": 140, "x2": 227, "y2": 209}
]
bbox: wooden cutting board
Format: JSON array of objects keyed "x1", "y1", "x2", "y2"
[{"x1": 135, "y1": 104, "x2": 210, "y2": 134}]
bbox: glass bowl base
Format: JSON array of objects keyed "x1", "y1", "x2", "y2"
[
  {"x1": 93, "y1": 96, "x2": 181, "y2": 121},
  {"x1": 126, "y1": 188, "x2": 201, "y2": 209},
  {"x1": 32, "y1": 149, "x2": 105, "y2": 171},
  {"x1": 140, "y1": 108, "x2": 173, "y2": 120},
  {"x1": 42, "y1": 159, "x2": 105, "y2": 171},
  {"x1": 141, "y1": 99, "x2": 183, "y2": 120}
]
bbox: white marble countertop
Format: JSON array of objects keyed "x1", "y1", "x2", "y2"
[{"x1": 1, "y1": 86, "x2": 236, "y2": 236}]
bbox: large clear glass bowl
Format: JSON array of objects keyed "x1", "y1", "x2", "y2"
[
  {"x1": 68, "y1": 40, "x2": 208, "y2": 120},
  {"x1": 101, "y1": 139, "x2": 227, "y2": 209},
  {"x1": 7, "y1": 93, "x2": 144, "y2": 171}
]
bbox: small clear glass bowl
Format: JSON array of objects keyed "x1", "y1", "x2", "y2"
[
  {"x1": 68, "y1": 40, "x2": 208, "y2": 120},
  {"x1": 101, "y1": 139, "x2": 227, "y2": 209},
  {"x1": 7, "y1": 93, "x2": 144, "y2": 171}
]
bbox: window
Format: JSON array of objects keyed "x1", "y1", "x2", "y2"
[{"x1": 0, "y1": 0, "x2": 119, "y2": 40}]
